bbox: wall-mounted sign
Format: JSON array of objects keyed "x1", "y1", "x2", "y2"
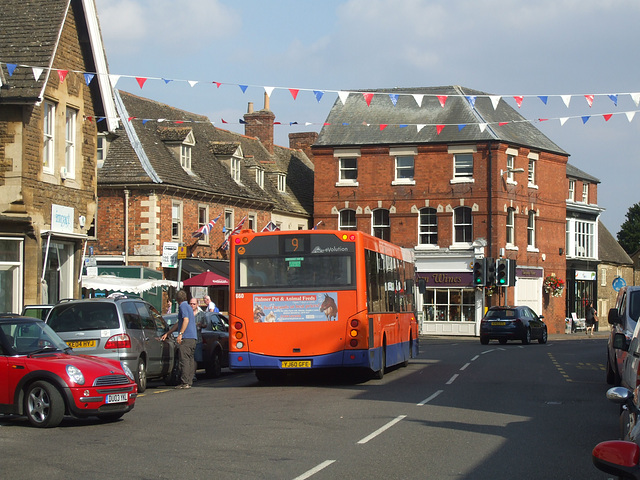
[
  {"x1": 575, "y1": 270, "x2": 596, "y2": 281},
  {"x1": 162, "y1": 242, "x2": 179, "y2": 268},
  {"x1": 51, "y1": 204, "x2": 74, "y2": 234}
]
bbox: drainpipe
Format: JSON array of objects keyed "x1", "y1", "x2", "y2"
[
  {"x1": 487, "y1": 142, "x2": 493, "y2": 257},
  {"x1": 124, "y1": 189, "x2": 130, "y2": 266}
]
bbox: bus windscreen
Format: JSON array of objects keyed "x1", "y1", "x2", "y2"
[{"x1": 239, "y1": 255, "x2": 353, "y2": 289}]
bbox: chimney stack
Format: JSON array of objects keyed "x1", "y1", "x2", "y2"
[{"x1": 243, "y1": 95, "x2": 275, "y2": 154}]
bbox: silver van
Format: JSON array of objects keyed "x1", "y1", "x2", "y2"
[
  {"x1": 47, "y1": 296, "x2": 175, "y2": 392},
  {"x1": 608, "y1": 286, "x2": 640, "y2": 385}
]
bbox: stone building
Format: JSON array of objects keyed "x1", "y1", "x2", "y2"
[
  {"x1": 0, "y1": 0, "x2": 118, "y2": 311},
  {"x1": 597, "y1": 222, "x2": 634, "y2": 317}
]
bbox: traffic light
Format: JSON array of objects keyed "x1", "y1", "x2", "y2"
[
  {"x1": 473, "y1": 259, "x2": 485, "y2": 286},
  {"x1": 485, "y1": 258, "x2": 496, "y2": 285},
  {"x1": 508, "y1": 259, "x2": 517, "y2": 285},
  {"x1": 496, "y1": 258, "x2": 508, "y2": 286}
]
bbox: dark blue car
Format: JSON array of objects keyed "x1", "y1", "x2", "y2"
[{"x1": 480, "y1": 305, "x2": 547, "y2": 345}]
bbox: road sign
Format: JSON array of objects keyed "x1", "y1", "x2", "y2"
[
  {"x1": 613, "y1": 277, "x2": 627, "y2": 292},
  {"x1": 162, "y1": 242, "x2": 179, "y2": 268}
]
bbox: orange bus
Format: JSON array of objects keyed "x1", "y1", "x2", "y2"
[{"x1": 229, "y1": 229, "x2": 419, "y2": 380}]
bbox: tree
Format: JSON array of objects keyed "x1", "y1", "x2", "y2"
[{"x1": 617, "y1": 202, "x2": 640, "y2": 254}]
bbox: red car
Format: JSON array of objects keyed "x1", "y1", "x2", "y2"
[{"x1": 0, "y1": 316, "x2": 137, "y2": 427}]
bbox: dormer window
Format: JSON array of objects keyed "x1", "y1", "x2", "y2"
[
  {"x1": 158, "y1": 126, "x2": 195, "y2": 173},
  {"x1": 256, "y1": 168, "x2": 264, "y2": 189},
  {"x1": 181, "y1": 144, "x2": 191, "y2": 170},
  {"x1": 231, "y1": 156, "x2": 241, "y2": 183},
  {"x1": 277, "y1": 173, "x2": 286, "y2": 193}
]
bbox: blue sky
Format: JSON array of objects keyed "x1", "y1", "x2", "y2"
[{"x1": 95, "y1": 0, "x2": 640, "y2": 235}]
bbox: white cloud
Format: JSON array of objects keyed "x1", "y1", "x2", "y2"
[{"x1": 96, "y1": 0, "x2": 239, "y2": 56}]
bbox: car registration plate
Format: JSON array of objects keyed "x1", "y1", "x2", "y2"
[
  {"x1": 106, "y1": 393, "x2": 128, "y2": 404},
  {"x1": 281, "y1": 360, "x2": 311, "y2": 368},
  {"x1": 491, "y1": 321, "x2": 506, "y2": 326},
  {"x1": 66, "y1": 339, "x2": 97, "y2": 348}
]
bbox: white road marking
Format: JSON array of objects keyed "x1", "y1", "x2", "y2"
[
  {"x1": 460, "y1": 362, "x2": 470, "y2": 371},
  {"x1": 292, "y1": 460, "x2": 336, "y2": 480},
  {"x1": 471, "y1": 355, "x2": 479, "y2": 361},
  {"x1": 446, "y1": 374, "x2": 459, "y2": 385},
  {"x1": 417, "y1": 389, "x2": 443, "y2": 406},
  {"x1": 357, "y1": 415, "x2": 407, "y2": 444}
]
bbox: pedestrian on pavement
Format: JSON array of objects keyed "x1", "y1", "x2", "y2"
[
  {"x1": 161, "y1": 290, "x2": 197, "y2": 389},
  {"x1": 204, "y1": 294, "x2": 219, "y2": 313},
  {"x1": 585, "y1": 302, "x2": 598, "y2": 336}
]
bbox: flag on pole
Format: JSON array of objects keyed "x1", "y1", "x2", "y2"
[
  {"x1": 192, "y1": 213, "x2": 221, "y2": 238},
  {"x1": 261, "y1": 221, "x2": 279, "y2": 232},
  {"x1": 220, "y1": 216, "x2": 247, "y2": 250}
]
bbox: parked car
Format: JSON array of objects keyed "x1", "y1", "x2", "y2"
[
  {"x1": 479, "y1": 305, "x2": 548, "y2": 345},
  {"x1": 592, "y1": 386, "x2": 640, "y2": 479},
  {"x1": 21, "y1": 304, "x2": 53, "y2": 320},
  {"x1": 0, "y1": 316, "x2": 137, "y2": 427},
  {"x1": 592, "y1": 440, "x2": 640, "y2": 479},
  {"x1": 165, "y1": 311, "x2": 229, "y2": 377},
  {"x1": 607, "y1": 286, "x2": 640, "y2": 385},
  {"x1": 46, "y1": 296, "x2": 176, "y2": 392}
]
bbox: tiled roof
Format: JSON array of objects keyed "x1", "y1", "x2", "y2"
[
  {"x1": 0, "y1": 0, "x2": 68, "y2": 103},
  {"x1": 567, "y1": 163, "x2": 600, "y2": 183},
  {"x1": 599, "y1": 221, "x2": 632, "y2": 265},
  {"x1": 99, "y1": 91, "x2": 313, "y2": 217},
  {"x1": 316, "y1": 86, "x2": 568, "y2": 156}
]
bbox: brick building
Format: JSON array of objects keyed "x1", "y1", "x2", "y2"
[
  {"x1": 312, "y1": 86, "x2": 570, "y2": 334},
  {"x1": 0, "y1": 0, "x2": 118, "y2": 311},
  {"x1": 91, "y1": 91, "x2": 314, "y2": 310}
]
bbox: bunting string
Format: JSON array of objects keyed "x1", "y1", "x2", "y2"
[{"x1": 3, "y1": 59, "x2": 640, "y2": 132}]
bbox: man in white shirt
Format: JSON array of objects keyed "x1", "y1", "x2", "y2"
[{"x1": 203, "y1": 295, "x2": 219, "y2": 313}]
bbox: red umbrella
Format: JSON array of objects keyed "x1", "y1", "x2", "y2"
[{"x1": 182, "y1": 270, "x2": 229, "y2": 286}]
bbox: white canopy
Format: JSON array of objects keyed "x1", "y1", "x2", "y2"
[{"x1": 81, "y1": 275, "x2": 178, "y2": 294}]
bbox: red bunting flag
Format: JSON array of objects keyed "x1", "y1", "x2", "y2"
[
  {"x1": 221, "y1": 118, "x2": 228, "y2": 123},
  {"x1": 214, "y1": 82, "x2": 221, "y2": 88},
  {"x1": 538, "y1": 118, "x2": 548, "y2": 122},
  {"x1": 498, "y1": 122, "x2": 508, "y2": 126},
  {"x1": 136, "y1": 77, "x2": 147, "y2": 89},
  {"x1": 289, "y1": 89, "x2": 299, "y2": 100},
  {"x1": 603, "y1": 114, "x2": 613, "y2": 122},
  {"x1": 437, "y1": 95, "x2": 447, "y2": 108},
  {"x1": 57, "y1": 70, "x2": 68, "y2": 82},
  {"x1": 363, "y1": 93, "x2": 374, "y2": 106},
  {"x1": 514, "y1": 96, "x2": 523, "y2": 108},
  {"x1": 86, "y1": 116, "x2": 93, "y2": 123},
  {"x1": 585, "y1": 95, "x2": 594, "y2": 107},
  {"x1": 436, "y1": 125, "x2": 445, "y2": 135},
  {"x1": 379, "y1": 124, "x2": 387, "y2": 131},
  {"x1": 128, "y1": 117, "x2": 136, "y2": 122}
]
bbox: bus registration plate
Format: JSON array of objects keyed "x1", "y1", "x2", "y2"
[{"x1": 281, "y1": 360, "x2": 311, "y2": 369}]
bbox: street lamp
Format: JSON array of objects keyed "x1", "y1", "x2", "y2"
[{"x1": 499, "y1": 167, "x2": 525, "y2": 176}]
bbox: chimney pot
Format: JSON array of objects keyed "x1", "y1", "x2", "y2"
[
  {"x1": 247, "y1": 102, "x2": 254, "y2": 114},
  {"x1": 264, "y1": 92, "x2": 270, "y2": 111}
]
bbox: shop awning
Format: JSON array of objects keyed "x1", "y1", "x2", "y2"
[
  {"x1": 81, "y1": 275, "x2": 179, "y2": 294},
  {"x1": 182, "y1": 270, "x2": 229, "y2": 286}
]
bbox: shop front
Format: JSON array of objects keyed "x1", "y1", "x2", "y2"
[{"x1": 417, "y1": 268, "x2": 483, "y2": 336}]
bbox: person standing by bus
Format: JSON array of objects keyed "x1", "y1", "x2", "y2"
[
  {"x1": 162, "y1": 290, "x2": 197, "y2": 389},
  {"x1": 204, "y1": 294, "x2": 219, "y2": 313}
]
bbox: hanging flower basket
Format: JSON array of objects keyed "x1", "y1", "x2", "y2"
[{"x1": 543, "y1": 274, "x2": 565, "y2": 297}]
